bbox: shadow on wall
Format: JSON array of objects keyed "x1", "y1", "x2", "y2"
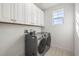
[
  {"x1": 75, "y1": 11, "x2": 79, "y2": 55},
  {"x1": 4, "y1": 35, "x2": 25, "y2": 56},
  {"x1": 75, "y1": 31, "x2": 79, "y2": 55}
]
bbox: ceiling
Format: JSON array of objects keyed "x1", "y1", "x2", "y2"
[{"x1": 35, "y1": 3, "x2": 58, "y2": 11}]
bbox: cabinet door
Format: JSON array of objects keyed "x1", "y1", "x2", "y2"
[
  {"x1": 31, "y1": 4, "x2": 37, "y2": 25},
  {"x1": 24, "y1": 3, "x2": 32, "y2": 25},
  {"x1": 14, "y1": 3, "x2": 25, "y2": 24},
  {"x1": 10, "y1": 3, "x2": 16, "y2": 23},
  {"x1": 36, "y1": 7, "x2": 41, "y2": 26},
  {"x1": 36, "y1": 7, "x2": 44, "y2": 26},
  {"x1": 0, "y1": 4, "x2": 2, "y2": 21},
  {"x1": 1, "y1": 3, "x2": 11, "y2": 22},
  {"x1": 40, "y1": 11, "x2": 44, "y2": 26},
  {"x1": 35, "y1": 7, "x2": 39, "y2": 25}
]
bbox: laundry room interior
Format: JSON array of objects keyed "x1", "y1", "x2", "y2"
[{"x1": 0, "y1": 3, "x2": 79, "y2": 56}]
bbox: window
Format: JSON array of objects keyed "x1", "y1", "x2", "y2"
[{"x1": 52, "y1": 8, "x2": 64, "y2": 25}]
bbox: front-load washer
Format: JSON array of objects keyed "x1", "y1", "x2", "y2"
[{"x1": 36, "y1": 32, "x2": 51, "y2": 56}]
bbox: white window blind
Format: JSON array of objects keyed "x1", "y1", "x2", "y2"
[{"x1": 52, "y1": 8, "x2": 64, "y2": 25}]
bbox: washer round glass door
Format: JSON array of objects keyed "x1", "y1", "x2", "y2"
[{"x1": 38, "y1": 38, "x2": 47, "y2": 54}]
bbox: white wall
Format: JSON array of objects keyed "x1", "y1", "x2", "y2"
[
  {"x1": 74, "y1": 3, "x2": 79, "y2": 56},
  {"x1": 43, "y1": 3, "x2": 74, "y2": 53},
  {"x1": 0, "y1": 23, "x2": 41, "y2": 56}
]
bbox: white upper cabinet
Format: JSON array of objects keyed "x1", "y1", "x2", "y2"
[{"x1": 0, "y1": 3, "x2": 44, "y2": 26}]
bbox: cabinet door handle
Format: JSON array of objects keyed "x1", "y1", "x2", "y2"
[{"x1": 11, "y1": 19, "x2": 16, "y2": 22}]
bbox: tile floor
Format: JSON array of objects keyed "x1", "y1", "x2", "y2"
[{"x1": 45, "y1": 47, "x2": 73, "y2": 56}]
